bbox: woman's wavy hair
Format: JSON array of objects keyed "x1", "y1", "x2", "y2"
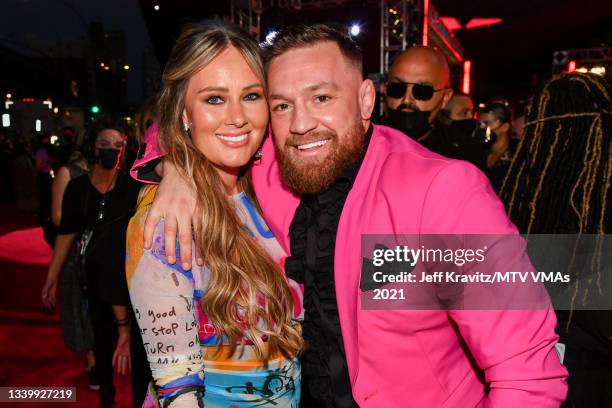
[{"x1": 157, "y1": 19, "x2": 302, "y2": 359}]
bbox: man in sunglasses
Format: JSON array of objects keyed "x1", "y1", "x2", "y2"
[{"x1": 382, "y1": 46, "x2": 453, "y2": 141}]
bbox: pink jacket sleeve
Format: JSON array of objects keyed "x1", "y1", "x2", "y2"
[
  {"x1": 131, "y1": 122, "x2": 164, "y2": 184},
  {"x1": 421, "y1": 161, "x2": 568, "y2": 407}
]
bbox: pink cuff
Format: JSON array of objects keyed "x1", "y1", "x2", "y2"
[{"x1": 130, "y1": 122, "x2": 164, "y2": 184}]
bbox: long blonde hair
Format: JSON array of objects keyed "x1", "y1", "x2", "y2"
[{"x1": 158, "y1": 20, "x2": 302, "y2": 359}]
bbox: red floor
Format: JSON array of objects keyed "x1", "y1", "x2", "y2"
[{"x1": 0, "y1": 204, "x2": 133, "y2": 407}]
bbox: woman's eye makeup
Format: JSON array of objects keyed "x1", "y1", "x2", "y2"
[
  {"x1": 244, "y1": 92, "x2": 261, "y2": 101},
  {"x1": 204, "y1": 92, "x2": 262, "y2": 104},
  {"x1": 206, "y1": 96, "x2": 224, "y2": 105}
]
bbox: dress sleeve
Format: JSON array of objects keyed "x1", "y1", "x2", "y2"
[{"x1": 128, "y1": 219, "x2": 205, "y2": 406}]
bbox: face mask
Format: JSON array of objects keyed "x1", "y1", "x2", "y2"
[
  {"x1": 385, "y1": 108, "x2": 432, "y2": 139},
  {"x1": 97, "y1": 147, "x2": 121, "y2": 170},
  {"x1": 446, "y1": 119, "x2": 496, "y2": 146}
]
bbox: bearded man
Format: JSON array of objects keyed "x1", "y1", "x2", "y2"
[{"x1": 132, "y1": 24, "x2": 567, "y2": 408}]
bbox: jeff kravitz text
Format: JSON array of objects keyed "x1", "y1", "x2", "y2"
[{"x1": 372, "y1": 271, "x2": 571, "y2": 284}]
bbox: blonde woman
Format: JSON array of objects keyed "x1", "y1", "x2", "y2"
[{"x1": 126, "y1": 20, "x2": 303, "y2": 408}]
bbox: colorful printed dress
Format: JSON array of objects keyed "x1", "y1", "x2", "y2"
[{"x1": 126, "y1": 186, "x2": 304, "y2": 408}]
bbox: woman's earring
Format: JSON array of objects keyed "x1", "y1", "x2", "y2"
[
  {"x1": 183, "y1": 122, "x2": 191, "y2": 133},
  {"x1": 253, "y1": 147, "x2": 263, "y2": 164}
]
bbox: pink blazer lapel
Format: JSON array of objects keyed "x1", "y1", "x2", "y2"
[{"x1": 251, "y1": 132, "x2": 300, "y2": 255}]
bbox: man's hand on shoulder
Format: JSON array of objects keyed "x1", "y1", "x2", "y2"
[{"x1": 143, "y1": 160, "x2": 201, "y2": 269}]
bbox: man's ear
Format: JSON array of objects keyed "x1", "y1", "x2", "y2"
[
  {"x1": 359, "y1": 79, "x2": 376, "y2": 120},
  {"x1": 441, "y1": 88, "x2": 454, "y2": 109}
]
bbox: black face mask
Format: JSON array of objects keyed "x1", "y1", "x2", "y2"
[
  {"x1": 63, "y1": 135, "x2": 76, "y2": 145},
  {"x1": 385, "y1": 108, "x2": 432, "y2": 139},
  {"x1": 446, "y1": 119, "x2": 496, "y2": 147},
  {"x1": 97, "y1": 148, "x2": 121, "y2": 170}
]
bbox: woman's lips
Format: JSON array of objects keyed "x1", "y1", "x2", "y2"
[{"x1": 215, "y1": 132, "x2": 250, "y2": 147}]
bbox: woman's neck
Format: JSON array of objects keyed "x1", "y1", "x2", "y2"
[
  {"x1": 91, "y1": 165, "x2": 118, "y2": 191},
  {"x1": 215, "y1": 166, "x2": 241, "y2": 195}
]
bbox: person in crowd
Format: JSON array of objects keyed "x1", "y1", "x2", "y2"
[
  {"x1": 57, "y1": 126, "x2": 79, "y2": 167},
  {"x1": 426, "y1": 92, "x2": 493, "y2": 171},
  {"x1": 478, "y1": 101, "x2": 513, "y2": 169},
  {"x1": 126, "y1": 20, "x2": 303, "y2": 407},
  {"x1": 0, "y1": 129, "x2": 16, "y2": 203},
  {"x1": 512, "y1": 114, "x2": 526, "y2": 140},
  {"x1": 478, "y1": 101, "x2": 514, "y2": 191},
  {"x1": 41, "y1": 118, "x2": 151, "y2": 408},
  {"x1": 50, "y1": 150, "x2": 89, "y2": 228},
  {"x1": 500, "y1": 72, "x2": 612, "y2": 407},
  {"x1": 381, "y1": 46, "x2": 453, "y2": 142},
  {"x1": 12, "y1": 138, "x2": 38, "y2": 212},
  {"x1": 35, "y1": 132, "x2": 55, "y2": 229},
  {"x1": 380, "y1": 50, "x2": 493, "y2": 171},
  {"x1": 0, "y1": 128, "x2": 11, "y2": 150},
  {"x1": 45, "y1": 147, "x2": 96, "y2": 388},
  {"x1": 46, "y1": 149, "x2": 89, "y2": 245},
  {"x1": 134, "y1": 23, "x2": 568, "y2": 407},
  {"x1": 34, "y1": 132, "x2": 55, "y2": 173},
  {"x1": 444, "y1": 92, "x2": 475, "y2": 121}
]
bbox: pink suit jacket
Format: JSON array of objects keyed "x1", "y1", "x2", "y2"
[
  {"x1": 132, "y1": 123, "x2": 568, "y2": 407},
  {"x1": 250, "y1": 124, "x2": 567, "y2": 407}
]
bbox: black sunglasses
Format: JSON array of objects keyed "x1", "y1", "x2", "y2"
[{"x1": 386, "y1": 81, "x2": 447, "y2": 101}]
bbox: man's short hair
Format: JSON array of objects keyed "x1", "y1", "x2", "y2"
[
  {"x1": 262, "y1": 23, "x2": 363, "y2": 74},
  {"x1": 451, "y1": 91, "x2": 471, "y2": 99}
]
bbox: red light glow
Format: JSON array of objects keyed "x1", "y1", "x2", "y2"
[
  {"x1": 440, "y1": 17, "x2": 462, "y2": 31},
  {"x1": 465, "y1": 18, "x2": 503, "y2": 30},
  {"x1": 422, "y1": 0, "x2": 430, "y2": 46},
  {"x1": 462, "y1": 60, "x2": 472, "y2": 94}
]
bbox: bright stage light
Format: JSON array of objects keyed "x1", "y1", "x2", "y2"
[{"x1": 350, "y1": 24, "x2": 361, "y2": 36}]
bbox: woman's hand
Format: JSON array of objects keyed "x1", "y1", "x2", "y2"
[
  {"x1": 112, "y1": 327, "x2": 131, "y2": 375},
  {"x1": 41, "y1": 277, "x2": 58, "y2": 309},
  {"x1": 143, "y1": 160, "x2": 201, "y2": 269},
  {"x1": 42, "y1": 233, "x2": 77, "y2": 310}
]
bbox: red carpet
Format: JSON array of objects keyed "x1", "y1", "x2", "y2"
[{"x1": 0, "y1": 205, "x2": 133, "y2": 407}]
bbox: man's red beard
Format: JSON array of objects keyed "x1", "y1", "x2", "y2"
[{"x1": 275, "y1": 122, "x2": 366, "y2": 195}]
